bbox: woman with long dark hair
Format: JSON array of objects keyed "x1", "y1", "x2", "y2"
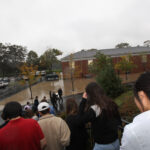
[
  {"x1": 66, "y1": 98, "x2": 88, "y2": 150},
  {"x1": 120, "y1": 72, "x2": 150, "y2": 150},
  {"x1": 79, "y1": 82, "x2": 121, "y2": 150}
]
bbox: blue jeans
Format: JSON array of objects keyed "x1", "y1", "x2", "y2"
[{"x1": 93, "y1": 139, "x2": 119, "y2": 150}]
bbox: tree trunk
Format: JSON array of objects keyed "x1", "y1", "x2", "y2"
[{"x1": 28, "y1": 81, "x2": 33, "y2": 101}]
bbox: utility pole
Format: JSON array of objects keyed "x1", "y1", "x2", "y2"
[{"x1": 69, "y1": 53, "x2": 74, "y2": 94}]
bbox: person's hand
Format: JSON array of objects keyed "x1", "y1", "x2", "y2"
[{"x1": 83, "y1": 92, "x2": 87, "y2": 99}]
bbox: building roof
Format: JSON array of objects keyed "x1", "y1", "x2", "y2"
[
  {"x1": 61, "y1": 49, "x2": 98, "y2": 62},
  {"x1": 61, "y1": 47, "x2": 150, "y2": 62}
]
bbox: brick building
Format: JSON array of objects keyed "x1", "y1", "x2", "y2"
[{"x1": 61, "y1": 47, "x2": 150, "y2": 79}]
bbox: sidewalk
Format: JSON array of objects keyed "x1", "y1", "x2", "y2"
[{"x1": 120, "y1": 73, "x2": 141, "y2": 84}]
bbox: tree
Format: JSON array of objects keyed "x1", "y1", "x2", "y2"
[
  {"x1": 26, "y1": 50, "x2": 39, "y2": 66},
  {"x1": 8, "y1": 44, "x2": 27, "y2": 64},
  {"x1": 0, "y1": 43, "x2": 9, "y2": 76},
  {"x1": 89, "y1": 52, "x2": 112, "y2": 74},
  {"x1": 143, "y1": 40, "x2": 150, "y2": 47},
  {"x1": 0, "y1": 43, "x2": 27, "y2": 76},
  {"x1": 115, "y1": 55, "x2": 136, "y2": 80},
  {"x1": 96, "y1": 65, "x2": 123, "y2": 98},
  {"x1": 8, "y1": 44, "x2": 27, "y2": 75},
  {"x1": 90, "y1": 52, "x2": 123, "y2": 98},
  {"x1": 115, "y1": 43, "x2": 130, "y2": 48},
  {"x1": 39, "y1": 48, "x2": 62, "y2": 72},
  {"x1": 20, "y1": 64, "x2": 39, "y2": 100}
]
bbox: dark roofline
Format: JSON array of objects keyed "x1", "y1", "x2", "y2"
[{"x1": 61, "y1": 47, "x2": 150, "y2": 62}]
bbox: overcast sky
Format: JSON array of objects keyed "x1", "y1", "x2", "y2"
[{"x1": 0, "y1": 0, "x2": 150, "y2": 57}]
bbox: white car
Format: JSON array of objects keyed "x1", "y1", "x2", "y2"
[
  {"x1": 35, "y1": 71, "x2": 41, "y2": 76},
  {"x1": 0, "y1": 81, "x2": 7, "y2": 88},
  {"x1": 41, "y1": 70, "x2": 46, "y2": 76},
  {"x1": 3, "y1": 80, "x2": 9, "y2": 86},
  {"x1": 0, "y1": 81, "x2": 4, "y2": 88}
]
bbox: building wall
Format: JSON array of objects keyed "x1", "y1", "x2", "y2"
[
  {"x1": 61, "y1": 54, "x2": 150, "y2": 78},
  {"x1": 62, "y1": 62, "x2": 70, "y2": 79},
  {"x1": 112, "y1": 54, "x2": 150, "y2": 73}
]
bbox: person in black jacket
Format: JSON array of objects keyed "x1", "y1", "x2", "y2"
[
  {"x1": 78, "y1": 82, "x2": 122, "y2": 150},
  {"x1": 66, "y1": 98, "x2": 88, "y2": 150},
  {"x1": 58, "y1": 88, "x2": 63, "y2": 104},
  {"x1": 33, "y1": 96, "x2": 39, "y2": 111}
]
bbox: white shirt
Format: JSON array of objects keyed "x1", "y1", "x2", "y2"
[{"x1": 120, "y1": 110, "x2": 150, "y2": 150}]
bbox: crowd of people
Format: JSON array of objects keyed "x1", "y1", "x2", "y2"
[{"x1": 0, "y1": 72, "x2": 150, "y2": 150}]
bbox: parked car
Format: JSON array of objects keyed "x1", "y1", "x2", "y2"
[
  {"x1": 0, "y1": 81, "x2": 4, "y2": 88},
  {"x1": 41, "y1": 70, "x2": 46, "y2": 76},
  {"x1": 35, "y1": 71, "x2": 41, "y2": 76},
  {"x1": 3, "y1": 80, "x2": 9, "y2": 86},
  {"x1": 0, "y1": 81, "x2": 7, "y2": 88},
  {"x1": 3, "y1": 77, "x2": 10, "y2": 82},
  {"x1": 45, "y1": 74, "x2": 59, "y2": 81}
]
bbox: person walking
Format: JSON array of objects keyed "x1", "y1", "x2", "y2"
[
  {"x1": 120, "y1": 72, "x2": 150, "y2": 150},
  {"x1": 51, "y1": 92, "x2": 58, "y2": 111},
  {"x1": 38, "y1": 102, "x2": 70, "y2": 150},
  {"x1": 78, "y1": 82, "x2": 121, "y2": 150},
  {"x1": 66, "y1": 98, "x2": 88, "y2": 150},
  {"x1": 58, "y1": 88, "x2": 63, "y2": 104},
  {"x1": 0, "y1": 101, "x2": 46, "y2": 150},
  {"x1": 33, "y1": 96, "x2": 39, "y2": 111}
]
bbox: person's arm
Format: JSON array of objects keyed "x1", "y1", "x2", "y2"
[
  {"x1": 76, "y1": 92, "x2": 96, "y2": 125},
  {"x1": 120, "y1": 125, "x2": 141, "y2": 150},
  {"x1": 78, "y1": 92, "x2": 88, "y2": 115},
  {"x1": 40, "y1": 138, "x2": 47, "y2": 150},
  {"x1": 59, "y1": 119, "x2": 71, "y2": 147}
]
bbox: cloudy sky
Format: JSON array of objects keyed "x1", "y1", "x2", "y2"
[{"x1": 0, "y1": 0, "x2": 150, "y2": 57}]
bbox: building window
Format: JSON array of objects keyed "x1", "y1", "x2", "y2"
[
  {"x1": 69, "y1": 61, "x2": 75, "y2": 69},
  {"x1": 125, "y1": 56, "x2": 129, "y2": 62},
  {"x1": 142, "y1": 55, "x2": 147, "y2": 63},
  {"x1": 88, "y1": 60, "x2": 93, "y2": 65}
]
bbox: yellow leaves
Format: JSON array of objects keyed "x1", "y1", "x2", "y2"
[
  {"x1": 115, "y1": 54, "x2": 136, "y2": 72},
  {"x1": 19, "y1": 63, "x2": 38, "y2": 83},
  {"x1": 115, "y1": 63, "x2": 121, "y2": 70}
]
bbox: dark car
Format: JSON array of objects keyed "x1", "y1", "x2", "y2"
[{"x1": 45, "y1": 74, "x2": 59, "y2": 81}]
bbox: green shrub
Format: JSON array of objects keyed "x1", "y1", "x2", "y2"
[{"x1": 96, "y1": 65, "x2": 123, "y2": 98}]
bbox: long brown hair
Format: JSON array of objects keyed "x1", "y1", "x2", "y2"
[
  {"x1": 85, "y1": 82, "x2": 118, "y2": 118},
  {"x1": 66, "y1": 98, "x2": 78, "y2": 116}
]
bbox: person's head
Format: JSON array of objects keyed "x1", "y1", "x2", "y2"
[
  {"x1": 85, "y1": 82, "x2": 106, "y2": 106},
  {"x1": 85, "y1": 82, "x2": 118, "y2": 117},
  {"x1": 3, "y1": 101, "x2": 22, "y2": 120},
  {"x1": 38, "y1": 102, "x2": 50, "y2": 116},
  {"x1": 27, "y1": 101, "x2": 30, "y2": 105},
  {"x1": 66, "y1": 98, "x2": 78, "y2": 115},
  {"x1": 134, "y1": 72, "x2": 150, "y2": 112},
  {"x1": 22, "y1": 109, "x2": 34, "y2": 119},
  {"x1": 35, "y1": 96, "x2": 38, "y2": 99}
]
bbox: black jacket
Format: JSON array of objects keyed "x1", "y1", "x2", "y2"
[
  {"x1": 66, "y1": 114, "x2": 88, "y2": 150},
  {"x1": 78, "y1": 98, "x2": 122, "y2": 144}
]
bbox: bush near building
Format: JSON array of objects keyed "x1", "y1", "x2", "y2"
[{"x1": 115, "y1": 90, "x2": 140, "y2": 122}]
